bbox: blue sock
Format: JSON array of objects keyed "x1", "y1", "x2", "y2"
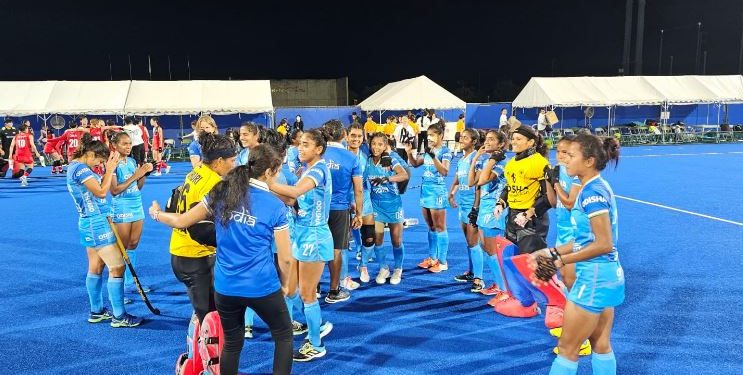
[
  {"x1": 124, "y1": 250, "x2": 136, "y2": 287},
  {"x1": 285, "y1": 293, "x2": 304, "y2": 322},
  {"x1": 244, "y1": 307, "x2": 255, "y2": 326},
  {"x1": 467, "y1": 243, "x2": 474, "y2": 273},
  {"x1": 469, "y1": 245, "x2": 484, "y2": 280},
  {"x1": 392, "y1": 245, "x2": 405, "y2": 270},
  {"x1": 427, "y1": 231, "x2": 437, "y2": 260},
  {"x1": 592, "y1": 351, "x2": 616, "y2": 375},
  {"x1": 340, "y1": 249, "x2": 349, "y2": 281},
  {"x1": 486, "y1": 253, "x2": 506, "y2": 291},
  {"x1": 549, "y1": 355, "x2": 578, "y2": 375},
  {"x1": 304, "y1": 301, "x2": 323, "y2": 347},
  {"x1": 351, "y1": 228, "x2": 362, "y2": 253},
  {"x1": 436, "y1": 231, "x2": 449, "y2": 264},
  {"x1": 85, "y1": 273, "x2": 103, "y2": 313},
  {"x1": 374, "y1": 245, "x2": 388, "y2": 270},
  {"x1": 107, "y1": 277, "x2": 125, "y2": 318},
  {"x1": 361, "y1": 245, "x2": 373, "y2": 267}
]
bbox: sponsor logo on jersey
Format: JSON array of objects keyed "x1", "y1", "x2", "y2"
[
  {"x1": 581, "y1": 195, "x2": 607, "y2": 207},
  {"x1": 327, "y1": 160, "x2": 340, "y2": 170},
  {"x1": 116, "y1": 212, "x2": 134, "y2": 219},
  {"x1": 229, "y1": 207, "x2": 257, "y2": 226}
]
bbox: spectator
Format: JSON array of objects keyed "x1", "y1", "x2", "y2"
[
  {"x1": 293, "y1": 115, "x2": 304, "y2": 132},
  {"x1": 364, "y1": 114, "x2": 378, "y2": 140},
  {"x1": 393, "y1": 115, "x2": 414, "y2": 160},
  {"x1": 350, "y1": 112, "x2": 361, "y2": 125},
  {"x1": 276, "y1": 118, "x2": 289, "y2": 136},
  {"x1": 499, "y1": 108, "x2": 509, "y2": 130},
  {"x1": 123, "y1": 116, "x2": 146, "y2": 166},
  {"x1": 383, "y1": 116, "x2": 396, "y2": 137},
  {"x1": 416, "y1": 109, "x2": 432, "y2": 153},
  {"x1": 537, "y1": 109, "x2": 549, "y2": 136}
]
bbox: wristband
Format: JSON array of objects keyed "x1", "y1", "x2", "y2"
[{"x1": 549, "y1": 247, "x2": 562, "y2": 266}]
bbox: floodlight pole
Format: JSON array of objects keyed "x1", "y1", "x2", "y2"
[{"x1": 657, "y1": 29, "x2": 664, "y2": 75}]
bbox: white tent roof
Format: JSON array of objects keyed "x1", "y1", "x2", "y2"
[
  {"x1": 0, "y1": 81, "x2": 56, "y2": 116},
  {"x1": 359, "y1": 75, "x2": 465, "y2": 111},
  {"x1": 512, "y1": 75, "x2": 743, "y2": 108},
  {"x1": 44, "y1": 81, "x2": 131, "y2": 115},
  {"x1": 124, "y1": 80, "x2": 273, "y2": 115}
]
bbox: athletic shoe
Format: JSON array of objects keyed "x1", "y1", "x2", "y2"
[
  {"x1": 153, "y1": 171, "x2": 162, "y2": 177},
  {"x1": 375, "y1": 267, "x2": 390, "y2": 284},
  {"x1": 544, "y1": 305, "x2": 564, "y2": 329},
  {"x1": 417, "y1": 257, "x2": 434, "y2": 269},
  {"x1": 453, "y1": 271, "x2": 474, "y2": 282},
  {"x1": 316, "y1": 285, "x2": 321, "y2": 299},
  {"x1": 292, "y1": 321, "x2": 308, "y2": 336},
  {"x1": 390, "y1": 268, "x2": 403, "y2": 285},
  {"x1": 549, "y1": 327, "x2": 562, "y2": 338},
  {"x1": 88, "y1": 308, "x2": 113, "y2": 323},
  {"x1": 244, "y1": 325, "x2": 253, "y2": 339},
  {"x1": 428, "y1": 261, "x2": 448, "y2": 273},
  {"x1": 487, "y1": 291, "x2": 510, "y2": 307},
  {"x1": 165, "y1": 166, "x2": 171, "y2": 174},
  {"x1": 553, "y1": 340, "x2": 592, "y2": 356},
  {"x1": 125, "y1": 285, "x2": 152, "y2": 293},
  {"x1": 359, "y1": 267, "x2": 370, "y2": 283},
  {"x1": 20, "y1": 176, "x2": 28, "y2": 187},
  {"x1": 494, "y1": 297, "x2": 539, "y2": 318},
  {"x1": 324, "y1": 289, "x2": 350, "y2": 304},
  {"x1": 319, "y1": 321, "x2": 333, "y2": 338},
  {"x1": 481, "y1": 284, "x2": 503, "y2": 296},
  {"x1": 293, "y1": 340, "x2": 326, "y2": 362},
  {"x1": 470, "y1": 279, "x2": 484, "y2": 293},
  {"x1": 110, "y1": 313, "x2": 143, "y2": 328},
  {"x1": 341, "y1": 276, "x2": 360, "y2": 290}
]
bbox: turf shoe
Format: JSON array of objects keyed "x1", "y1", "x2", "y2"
[
  {"x1": 341, "y1": 276, "x2": 360, "y2": 290},
  {"x1": 359, "y1": 266, "x2": 370, "y2": 283},
  {"x1": 324, "y1": 289, "x2": 351, "y2": 304},
  {"x1": 110, "y1": 313, "x2": 143, "y2": 328},
  {"x1": 481, "y1": 284, "x2": 503, "y2": 296},
  {"x1": 292, "y1": 321, "x2": 308, "y2": 336},
  {"x1": 454, "y1": 271, "x2": 474, "y2": 282},
  {"x1": 88, "y1": 308, "x2": 113, "y2": 323},
  {"x1": 428, "y1": 261, "x2": 448, "y2": 273},
  {"x1": 376, "y1": 267, "x2": 391, "y2": 284},
  {"x1": 319, "y1": 321, "x2": 333, "y2": 338},
  {"x1": 549, "y1": 327, "x2": 563, "y2": 338},
  {"x1": 487, "y1": 290, "x2": 510, "y2": 306},
  {"x1": 293, "y1": 340, "x2": 326, "y2": 362},
  {"x1": 470, "y1": 279, "x2": 485, "y2": 293},
  {"x1": 553, "y1": 340, "x2": 592, "y2": 356},
  {"x1": 494, "y1": 297, "x2": 539, "y2": 318},
  {"x1": 417, "y1": 257, "x2": 434, "y2": 269},
  {"x1": 390, "y1": 268, "x2": 403, "y2": 285}
]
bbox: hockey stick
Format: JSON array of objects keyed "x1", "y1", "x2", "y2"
[{"x1": 109, "y1": 222, "x2": 161, "y2": 315}]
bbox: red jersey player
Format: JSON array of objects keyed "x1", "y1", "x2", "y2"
[
  {"x1": 150, "y1": 117, "x2": 169, "y2": 175},
  {"x1": 8, "y1": 123, "x2": 42, "y2": 186}
]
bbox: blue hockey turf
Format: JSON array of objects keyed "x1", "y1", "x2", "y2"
[{"x1": 1, "y1": 143, "x2": 742, "y2": 375}]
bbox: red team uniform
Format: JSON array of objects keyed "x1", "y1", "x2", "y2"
[
  {"x1": 64, "y1": 129, "x2": 85, "y2": 160},
  {"x1": 90, "y1": 127, "x2": 105, "y2": 143},
  {"x1": 13, "y1": 132, "x2": 34, "y2": 166}
]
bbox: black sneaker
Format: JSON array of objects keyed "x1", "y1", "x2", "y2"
[
  {"x1": 470, "y1": 279, "x2": 485, "y2": 293},
  {"x1": 324, "y1": 289, "x2": 350, "y2": 304},
  {"x1": 292, "y1": 320, "x2": 308, "y2": 336},
  {"x1": 293, "y1": 339, "x2": 326, "y2": 362},
  {"x1": 453, "y1": 272, "x2": 474, "y2": 283}
]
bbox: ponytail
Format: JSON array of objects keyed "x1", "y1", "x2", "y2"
[
  {"x1": 573, "y1": 133, "x2": 620, "y2": 171},
  {"x1": 199, "y1": 133, "x2": 237, "y2": 164}
]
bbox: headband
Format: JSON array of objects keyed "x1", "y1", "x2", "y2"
[
  {"x1": 205, "y1": 148, "x2": 238, "y2": 161},
  {"x1": 512, "y1": 126, "x2": 537, "y2": 141}
]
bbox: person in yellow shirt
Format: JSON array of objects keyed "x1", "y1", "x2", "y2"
[
  {"x1": 384, "y1": 116, "x2": 396, "y2": 136},
  {"x1": 364, "y1": 114, "x2": 378, "y2": 140},
  {"x1": 151, "y1": 132, "x2": 237, "y2": 323},
  {"x1": 276, "y1": 118, "x2": 289, "y2": 136},
  {"x1": 454, "y1": 113, "x2": 465, "y2": 155}
]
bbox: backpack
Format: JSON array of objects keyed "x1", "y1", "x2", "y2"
[
  {"x1": 198, "y1": 311, "x2": 224, "y2": 375},
  {"x1": 174, "y1": 314, "x2": 204, "y2": 375}
]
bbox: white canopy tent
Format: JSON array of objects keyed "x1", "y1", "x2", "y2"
[
  {"x1": 44, "y1": 81, "x2": 131, "y2": 115},
  {"x1": 123, "y1": 80, "x2": 273, "y2": 115},
  {"x1": 359, "y1": 75, "x2": 466, "y2": 112},
  {"x1": 0, "y1": 81, "x2": 56, "y2": 116}
]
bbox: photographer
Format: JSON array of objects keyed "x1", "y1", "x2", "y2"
[{"x1": 393, "y1": 117, "x2": 414, "y2": 160}]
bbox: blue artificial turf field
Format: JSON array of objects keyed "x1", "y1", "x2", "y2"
[{"x1": 1, "y1": 143, "x2": 742, "y2": 375}]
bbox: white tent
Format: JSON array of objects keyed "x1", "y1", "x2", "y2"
[
  {"x1": 44, "y1": 81, "x2": 131, "y2": 115},
  {"x1": 512, "y1": 75, "x2": 743, "y2": 108},
  {"x1": 124, "y1": 80, "x2": 273, "y2": 115},
  {"x1": 0, "y1": 81, "x2": 56, "y2": 116},
  {"x1": 359, "y1": 75, "x2": 465, "y2": 111}
]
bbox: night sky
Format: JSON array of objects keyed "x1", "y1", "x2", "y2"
[{"x1": 1, "y1": 0, "x2": 742, "y2": 102}]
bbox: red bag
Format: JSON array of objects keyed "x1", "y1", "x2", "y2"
[{"x1": 198, "y1": 311, "x2": 224, "y2": 375}]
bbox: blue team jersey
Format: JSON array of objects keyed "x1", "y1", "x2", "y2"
[
  {"x1": 236, "y1": 147, "x2": 250, "y2": 166},
  {"x1": 188, "y1": 141, "x2": 202, "y2": 158},
  {"x1": 421, "y1": 146, "x2": 452, "y2": 186},
  {"x1": 390, "y1": 150, "x2": 409, "y2": 168},
  {"x1": 555, "y1": 165, "x2": 581, "y2": 245},
  {"x1": 113, "y1": 157, "x2": 142, "y2": 201},
  {"x1": 455, "y1": 151, "x2": 477, "y2": 207},
  {"x1": 347, "y1": 149, "x2": 370, "y2": 201},
  {"x1": 287, "y1": 146, "x2": 300, "y2": 173},
  {"x1": 66, "y1": 161, "x2": 103, "y2": 218},
  {"x1": 324, "y1": 143, "x2": 362, "y2": 210},
  {"x1": 206, "y1": 180, "x2": 289, "y2": 298},
  {"x1": 476, "y1": 154, "x2": 508, "y2": 229},
  {"x1": 572, "y1": 175, "x2": 619, "y2": 263},
  {"x1": 365, "y1": 155, "x2": 402, "y2": 202},
  {"x1": 94, "y1": 173, "x2": 111, "y2": 217},
  {"x1": 295, "y1": 160, "x2": 332, "y2": 227},
  {"x1": 279, "y1": 161, "x2": 298, "y2": 187}
]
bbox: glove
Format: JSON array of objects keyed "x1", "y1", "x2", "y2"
[
  {"x1": 489, "y1": 150, "x2": 506, "y2": 162},
  {"x1": 424, "y1": 147, "x2": 436, "y2": 159},
  {"x1": 533, "y1": 254, "x2": 558, "y2": 282},
  {"x1": 467, "y1": 207, "x2": 479, "y2": 227},
  {"x1": 544, "y1": 165, "x2": 557, "y2": 185},
  {"x1": 371, "y1": 176, "x2": 389, "y2": 186},
  {"x1": 380, "y1": 152, "x2": 392, "y2": 168},
  {"x1": 514, "y1": 212, "x2": 529, "y2": 227}
]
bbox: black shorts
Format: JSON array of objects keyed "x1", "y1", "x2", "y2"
[
  {"x1": 328, "y1": 209, "x2": 350, "y2": 250},
  {"x1": 505, "y1": 208, "x2": 549, "y2": 254},
  {"x1": 131, "y1": 144, "x2": 145, "y2": 165},
  {"x1": 455, "y1": 132, "x2": 461, "y2": 142}
]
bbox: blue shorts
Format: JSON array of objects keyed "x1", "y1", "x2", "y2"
[
  {"x1": 292, "y1": 224, "x2": 334, "y2": 262},
  {"x1": 112, "y1": 198, "x2": 145, "y2": 223},
  {"x1": 420, "y1": 184, "x2": 448, "y2": 209},
  {"x1": 372, "y1": 198, "x2": 404, "y2": 224},
  {"x1": 568, "y1": 261, "x2": 625, "y2": 314},
  {"x1": 481, "y1": 226, "x2": 504, "y2": 238},
  {"x1": 476, "y1": 204, "x2": 507, "y2": 230},
  {"x1": 79, "y1": 215, "x2": 116, "y2": 249},
  {"x1": 362, "y1": 189, "x2": 374, "y2": 217},
  {"x1": 457, "y1": 203, "x2": 474, "y2": 224}
]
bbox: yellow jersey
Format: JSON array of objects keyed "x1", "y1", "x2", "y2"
[
  {"x1": 364, "y1": 120, "x2": 378, "y2": 134},
  {"x1": 456, "y1": 119, "x2": 465, "y2": 132},
  {"x1": 169, "y1": 164, "x2": 222, "y2": 258},
  {"x1": 277, "y1": 124, "x2": 287, "y2": 136},
  {"x1": 408, "y1": 119, "x2": 420, "y2": 134},
  {"x1": 503, "y1": 153, "x2": 549, "y2": 210},
  {"x1": 383, "y1": 122, "x2": 396, "y2": 135}
]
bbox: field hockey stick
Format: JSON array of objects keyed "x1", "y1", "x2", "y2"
[{"x1": 109, "y1": 222, "x2": 161, "y2": 315}]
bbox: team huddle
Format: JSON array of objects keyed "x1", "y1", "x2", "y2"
[{"x1": 64, "y1": 114, "x2": 625, "y2": 375}]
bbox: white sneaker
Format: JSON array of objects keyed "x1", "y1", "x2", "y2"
[
  {"x1": 390, "y1": 268, "x2": 403, "y2": 285},
  {"x1": 359, "y1": 267, "x2": 370, "y2": 283},
  {"x1": 20, "y1": 176, "x2": 28, "y2": 187},
  {"x1": 375, "y1": 267, "x2": 390, "y2": 285},
  {"x1": 244, "y1": 325, "x2": 253, "y2": 339},
  {"x1": 165, "y1": 166, "x2": 171, "y2": 174},
  {"x1": 341, "y1": 276, "x2": 360, "y2": 290},
  {"x1": 153, "y1": 171, "x2": 162, "y2": 176}
]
